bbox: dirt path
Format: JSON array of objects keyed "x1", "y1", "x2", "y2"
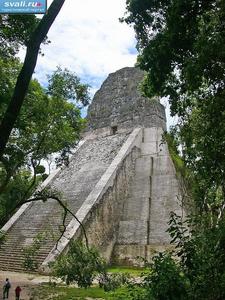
[{"x1": 0, "y1": 271, "x2": 51, "y2": 300}]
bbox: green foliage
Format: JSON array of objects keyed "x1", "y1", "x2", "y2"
[
  {"x1": 22, "y1": 232, "x2": 47, "y2": 271},
  {"x1": 107, "y1": 266, "x2": 144, "y2": 276},
  {"x1": 163, "y1": 131, "x2": 195, "y2": 213},
  {"x1": 123, "y1": 0, "x2": 225, "y2": 114},
  {"x1": 168, "y1": 212, "x2": 225, "y2": 300},
  {"x1": 140, "y1": 212, "x2": 225, "y2": 300},
  {"x1": 0, "y1": 169, "x2": 34, "y2": 226},
  {"x1": 0, "y1": 63, "x2": 89, "y2": 154},
  {"x1": 53, "y1": 241, "x2": 106, "y2": 288},
  {"x1": 0, "y1": 15, "x2": 39, "y2": 58},
  {"x1": 13, "y1": 76, "x2": 86, "y2": 164},
  {"x1": 142, "y1": 252, "x2": 188, "y2": 300},
  {"x1": 99, "y1": 272, "x2": 130, "y2": 292},
  {"x1": 35, "y1": 165, "x2": 46, "y2": 174},
  {"x1": 163, "y1": 132, "x2": 186, "y2": 179},
  {"x1": 0, "y1": 58, "x2": 90, "y2": 225},
  {"x1": 177, "y1": 93, "x2": 225, "y2": 212},
  {"x1": 47, "y1": 66, "x2": 90, "y2": 106},
  {"x1": 0, "y1": 58, "x2": 21, "y2": 110},
  {"x1": 111, "y1": 286, "x2": 149, "y2": 300}
]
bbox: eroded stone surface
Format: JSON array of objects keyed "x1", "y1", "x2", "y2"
[
  {"x1": 87, "y1": 67, "x2": 166, "y2": 132},
  {"x1": 113, "y1": 127, "x2": 183, "y2": 265}
]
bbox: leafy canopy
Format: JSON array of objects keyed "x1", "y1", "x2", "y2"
[
  {"x1": 123, "y1": 0, "x2": 225, "y2": 115},
  {"x1": 0, "y1": 15, "x2": 39, "y2": 58},
  {"x1": 122, "y1": 2, "x2": 225, "y2": 299},
  {"x1": 0, "y1": 58, "x2": 89, "y2": 224},
  {"x1": 123, "y1": 0, "x2": 225, "y2": 212}
]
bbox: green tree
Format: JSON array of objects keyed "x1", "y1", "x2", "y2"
[
  {"x1": 123, "y1": 0, "x2": 225, "y2": 111},
  {"x1": 47, "y1": 66, "x2": 89, "y2": 106},
  {"x1": 143, "y1": 251, "x2": 188, "y2": 300},
  {"x1": 0, "y1": 14, "x2": 39, "y2": 58},
  {"x1": 122, "y1": 2, "x2": 225, "y2": 299},
  {"x1": 0, "y1": 0, "x2": 66, "y2": 158},
  {"x1": 0, "y1": 169, "x2": 33, "y2": 224},
  {"x1": 53, "y1": 241, "x2": 106, "y2": 288},
  {"x1": 0, "y1": 59, "x2": 89, "y2": 224},
  {"x1": 123, "y1": 0, "x2": 225, "y2": 211}
]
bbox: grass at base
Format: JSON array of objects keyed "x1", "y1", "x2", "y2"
[
  {"x1": 30, "y1": 266, "x2": 146, "y2": 299},
  {"x1": 30, "y1": 285, "x2": 113, "y2": 299},
  {"x1": 107, "y1": 265, "x2": 145, "y2": 276},
  {"x1": 30, "y1": 284, "x2": 148, "y2": 300}
]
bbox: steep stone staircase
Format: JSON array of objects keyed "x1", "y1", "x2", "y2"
[{"x1": 0, "y1": 133, "x2": 128, "y2": 272}]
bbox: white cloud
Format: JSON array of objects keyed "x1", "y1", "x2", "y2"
[
  {"x1": 32, "y1": 0, "x2": 137, "y2": 89},
  {"x1": 21, "y1": 0, "x2": 175, "y2": 129}
]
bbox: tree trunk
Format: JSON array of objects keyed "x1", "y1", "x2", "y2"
[{"x1": 0, "y1": 0, "x2": 65, "y2": 159}]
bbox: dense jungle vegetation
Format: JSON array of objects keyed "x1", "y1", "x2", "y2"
[{"x1": 120, "y1": 0, "x2": 225, "y2": 299}]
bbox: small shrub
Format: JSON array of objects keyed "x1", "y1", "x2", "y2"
[
  {"x1": 22, "y1": 232, "x2": 47, "y2": 271},
  {"x1": 53, "y1": 241, "x2": 106, "y2": 288},
  {"x1": 98, "y1": 272, "x2": 130, "y2": 291},
  {"x1": 0, "y1": 230, "x2": 6, "y2": 247},
  {"x1": 143, "y1": 252, "x2": 188, "y2": 300}
]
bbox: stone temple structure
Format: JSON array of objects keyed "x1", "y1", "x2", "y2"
[{"x1": 0, "y1": 67, "x2": 183, "y2": 272}]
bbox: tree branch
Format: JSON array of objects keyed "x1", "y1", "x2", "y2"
[{"x1": 7, "y1": 189, "x2": 89, "y2": 250}]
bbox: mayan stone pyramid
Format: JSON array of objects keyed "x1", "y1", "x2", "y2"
[{"x1": 0, "y1": 67, "x2": 183, "y2": 272}]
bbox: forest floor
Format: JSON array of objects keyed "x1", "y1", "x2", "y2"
[
  {"x1": 0, "y1": 267, "x2": 144, "y2": 299},
  {"x1": 0, "y1": 271, "x2": 54, "y2": 300}
]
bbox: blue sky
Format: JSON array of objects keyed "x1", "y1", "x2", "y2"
[
  {"x1": 32, "y1": 0, "x2": 137, "y2": 95},
  {"x1": 23, "y1": 0, "x2": 176, "y2": 128}
]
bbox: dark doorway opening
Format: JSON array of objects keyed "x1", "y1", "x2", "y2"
[{"x1": 111, "y1": 126, "x2": 118, "y2": 135}]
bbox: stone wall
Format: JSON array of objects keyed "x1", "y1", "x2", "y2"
[
  {"x1": 80, "y1": 146, "x2": 140, "y2": 260},
  {"x1": 86, "y1": 67, "x2": 166, "y2": 132},
  {"x1": 112, "y1": 128, "x2": 184, "y2": 266}
]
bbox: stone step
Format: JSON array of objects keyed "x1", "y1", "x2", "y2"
[
  {"x1": 0, "y1": 256, "x2": 49, "y2": 263},
  {"x1": 0, "y1": 243, "x2": 55, "y2": 249},
  {"x1": 0, "y1": 264, "x2": 38, "y2": 273},
  {"x1": 0, "y1": 248, "x2": 50, "y2": 253},
  {"x1": 0, "y1": 255, "x2": 47, "y2": 261},
  {"x1": 1, "y1": 255, "x2": 45, "y2": 262},
  {"x1": 0, "y1": 258, "x2": 42, "y2": 265},
  {"x1": 0, "y1": 257, "x2": 46, "y2": 264},
  {"x1": 0, "y1": 133, "x2": 128, "y2": 272}
]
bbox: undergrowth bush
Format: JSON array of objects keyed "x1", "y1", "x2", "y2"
[
  {"x1": 111, "y1": 285, "x2": 149, "y2": 300},
  {"x1": 139, "y1": 212, "x2": 225, "y2": 300},
  {"x1": 53, "y1": 241, "x2": 106, "y2": 288},
  {"x1": 22, "y1": 232, "x2": 47, "y2": 271},
  {"x1": 142, "y1": 252, "x2": 188, "y2": 300},
  {"x1": 99, "y1": 272, "x2": 130, "y2": 291}
]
